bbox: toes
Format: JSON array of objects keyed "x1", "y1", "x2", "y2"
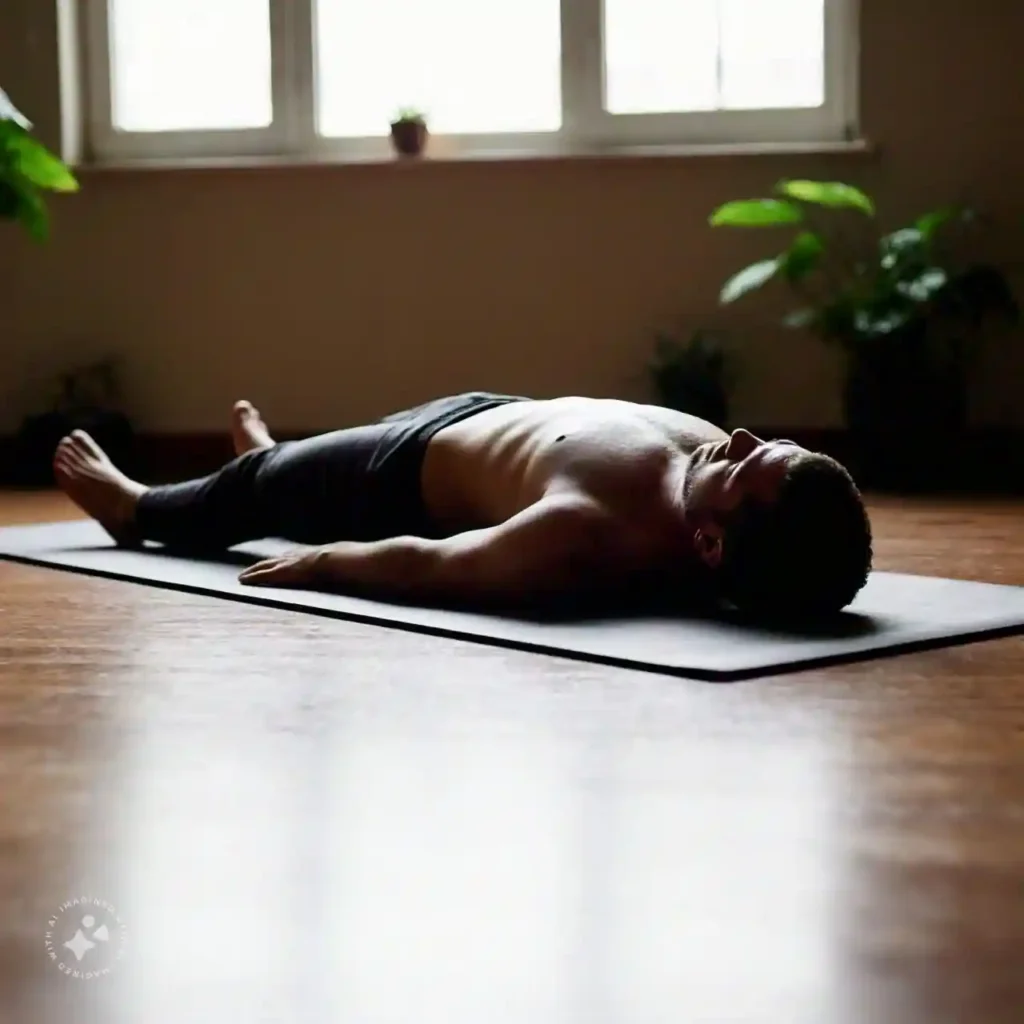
[
  {"x1": 53, "y1": 448, "x2": 77, "y2": 482},
  {"x1": 56, "y1": 436, "x2": 85, "y2": 462},
  {"x1": 65, "y1": 430, "x2": 88, "y2": 453},
  {"x1": 70, "y1": 430, "x2": 104, "y2": 459},
  {"x1": 233, "y1": 400, "x2": 255, "y2": 418},
  {"x1": 54, "y1": 434, "x2": 100, "y2": 479},
  {"x1": 54, "y1": 439, "x2": 78, "y2": 470}
]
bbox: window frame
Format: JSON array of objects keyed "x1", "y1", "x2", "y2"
[{"x1": 85, "y1": 0, "x2": 860, "y2": 164}]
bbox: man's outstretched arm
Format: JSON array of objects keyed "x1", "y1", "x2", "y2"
[{"x1": 238, "y1": 496, "x2": 625, "y2": 608}]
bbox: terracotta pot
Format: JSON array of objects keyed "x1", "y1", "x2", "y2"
[{"x1": 389, "y1": 120, "x2": 428, "y2": 158}]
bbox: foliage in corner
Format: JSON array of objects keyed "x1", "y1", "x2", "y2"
[
  {"x1": 0, "y1": 87, "x2": 79, "y2": 242},
  {"x1": 709, "y1": 179, "x2": 1019, "y2": 356}
]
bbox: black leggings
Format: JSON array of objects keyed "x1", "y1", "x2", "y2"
[{"x1": 134, "y1": 392, "x2": 529, "y2": 551}]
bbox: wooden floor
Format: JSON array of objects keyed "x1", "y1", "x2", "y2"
[{"x1": 1, "y1": 491, "x2": 1023, "y2": 1024}]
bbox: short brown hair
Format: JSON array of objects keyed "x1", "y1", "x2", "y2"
[{"x1": 717, "y1": 454, "x2": 872, "y2": 617}]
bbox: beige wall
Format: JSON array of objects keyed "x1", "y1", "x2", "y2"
[{"x1": 1, "y1": 0, "x2": 1022, "y2": 434}]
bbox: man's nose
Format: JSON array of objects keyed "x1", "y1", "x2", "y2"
[{"x1": 726, "y1": 428, "x2": 762, "y2": 461}]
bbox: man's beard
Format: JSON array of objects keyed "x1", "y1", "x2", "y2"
[{"x1": 681, "y1": 444, "x2": 708, "y2": 508}]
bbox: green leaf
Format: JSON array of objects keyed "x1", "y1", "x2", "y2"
[
  {"x1": 853, "y1": 307, "x2": 915, "y2": 338},
  {"x1": 881, "y1": 227, "x2": 924, "y2": 254},
  {"x1": 5, "y1": 128, "x2": 78, "y2": 192},
  {"x1": 0, "y1": 118, "x2": 21, "y2": 152},
  {"x1": 896, "y1": 267, "x2": 949, "y2": 304},
  {"x1": 781, "y1": 231, "x2": 825, "y2": 282},
  {"x1": 880, "y1": 229, "x2": 925, "y2": 272},
  {"x1": 720, "y1": 258, "x2": 782, "y2": 304},
  {"x1": 0, "y1": 87, "x2": 31, "y2": 129},
  {"x1": 0, "y1": 180, "x2": 19, "y2": 219},
  {"x1": 710, "y1": 199, "x2": 803, "y2": 228},
  {"x1": 777, "y1": 179, "x2": 875, "y2": 216},
  {"x1": 783, "y1": 308, "x2": 818, "y2": 329},
  {"x1": 915, "y1": 208, "x2": 956, "y2": 240},
  {"x1": 15, "y1": 187, "x2": 49, "y2": 241},
  {"x1": 877, "y1": 210, "x2": 960, "y2": 273}
]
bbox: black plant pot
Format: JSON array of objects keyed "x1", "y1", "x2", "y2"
[
  {"x1": 389, "y1": 120, "x2": 428, "y2": 158},
  {"x1": 842, "y1": 331, "x2": 968, "y2": 491}
]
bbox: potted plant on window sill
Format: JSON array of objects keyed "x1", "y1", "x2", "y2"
[
  {"x1": 389, "y1": 107, "x2": 429, "y2": 159},
  {"x1": 710, "y1": 179, "x2": 1020, "y2": 490}
]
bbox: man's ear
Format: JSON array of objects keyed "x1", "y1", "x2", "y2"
[{"x1": 694, "y1": 527, "x2": 724, "y2": 569}]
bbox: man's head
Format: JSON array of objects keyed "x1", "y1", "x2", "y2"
[{"x1": 683, "y1": 429, "x2": 872, "y2": 617}]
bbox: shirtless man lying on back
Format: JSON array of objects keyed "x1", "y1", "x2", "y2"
[{"x1": 54, "y1": 391, "x2": 872, "y2": 617}]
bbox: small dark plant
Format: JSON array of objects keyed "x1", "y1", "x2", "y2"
[
  {"x1": 0, "y1": 87, "x2": 79, "y2": 240},
  {"x1": 710, "y1": 179, "x2": 1020, "y2": 487},
  {"x1": 13, "y1": 358, "x2": 138, "y2": 486},
  {"x1": 650, "y1": 329, "x2": 732, "y2": 429},
  {"x1": 389, "y1": 107, "x2": 429, "y2": 158}
]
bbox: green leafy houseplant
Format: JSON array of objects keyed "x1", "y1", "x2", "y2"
[
  {"x1": 650, "y1": 329, "x2": 732, "y2": 429},
  {"x1": 0, "y1": 87, "x2": 79, "y2": 240},
  {"x1": 710, "y1": 179, "x2": 1020, "y2": 487},
  {"x1": 2, "y1": 88, "x2": 87, "y2": 484}
]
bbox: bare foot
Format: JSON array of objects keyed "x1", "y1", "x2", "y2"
[
  {"x1": 53, "y1": 431, "x2": 148, "y2": 546},
  {"x1": 231, "y1": 400, "x2": 275, "y2": 456}
]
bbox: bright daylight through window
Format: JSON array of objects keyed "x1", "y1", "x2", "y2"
[{"x1": 88, "y1": 0, "x2": 857, "y2": 161}]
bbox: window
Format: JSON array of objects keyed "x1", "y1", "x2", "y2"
[{"x1": 86, "y1": 0, "x2": 859, "y2": 163}]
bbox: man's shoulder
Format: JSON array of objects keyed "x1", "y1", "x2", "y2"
[
  {"x1": 527, "y1": 492, "x2": 621, "y2": 539},
  {"x1": 510, "y1": 492, "x2": 700, "y2": 608},
  {"x1": 530, "y1": 492, "x2": 686, "y2": 571}
]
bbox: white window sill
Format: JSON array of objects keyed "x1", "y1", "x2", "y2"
[{"x1": 78, "y1": 138, "x2": 874, "y2": 174}]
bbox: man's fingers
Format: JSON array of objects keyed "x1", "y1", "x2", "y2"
[
  {"x1": 238, "y1": 547, "x2": 328, "y2": 588},
  {"x1": 239, "y1": 556, "x2": 305, "y2": 587}
]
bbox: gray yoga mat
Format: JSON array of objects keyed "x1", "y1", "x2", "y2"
[{"x1": 2, "y1": 519, "x2": 1023, "y2": 680}]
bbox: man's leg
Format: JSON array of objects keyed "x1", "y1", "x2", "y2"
[
  {"x1": 55, "y1": 401, "x2": 392, "y2": 551},
  {"x1": 54, "y1": 400, "x2": 280, "y2": 547}
]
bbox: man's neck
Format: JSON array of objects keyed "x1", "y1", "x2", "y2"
[
  {"x1": 660, "y1": 456, "x2": 702, "y2": 560},
  {"x1": 664, "y1": 454, "x2": 692, "y2": 519}
]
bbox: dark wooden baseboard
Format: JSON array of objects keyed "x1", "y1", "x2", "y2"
[
  {"x1": 1, "y1": 427, "x2": 1022, "y2": 495},
  {"x1": 0, "y1": 430, "x2": 304, "y2": 488}
]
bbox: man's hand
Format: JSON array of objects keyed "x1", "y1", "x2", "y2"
[
  {"x1": 239, "y1": 540, "x2": 424, "y2": 593},
  {"x1": 238, "y1": 548, "x2": 329, "y2": 589},
  {"x1": 237, "y1": 496, "x2": 628, "y2": 607}
]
